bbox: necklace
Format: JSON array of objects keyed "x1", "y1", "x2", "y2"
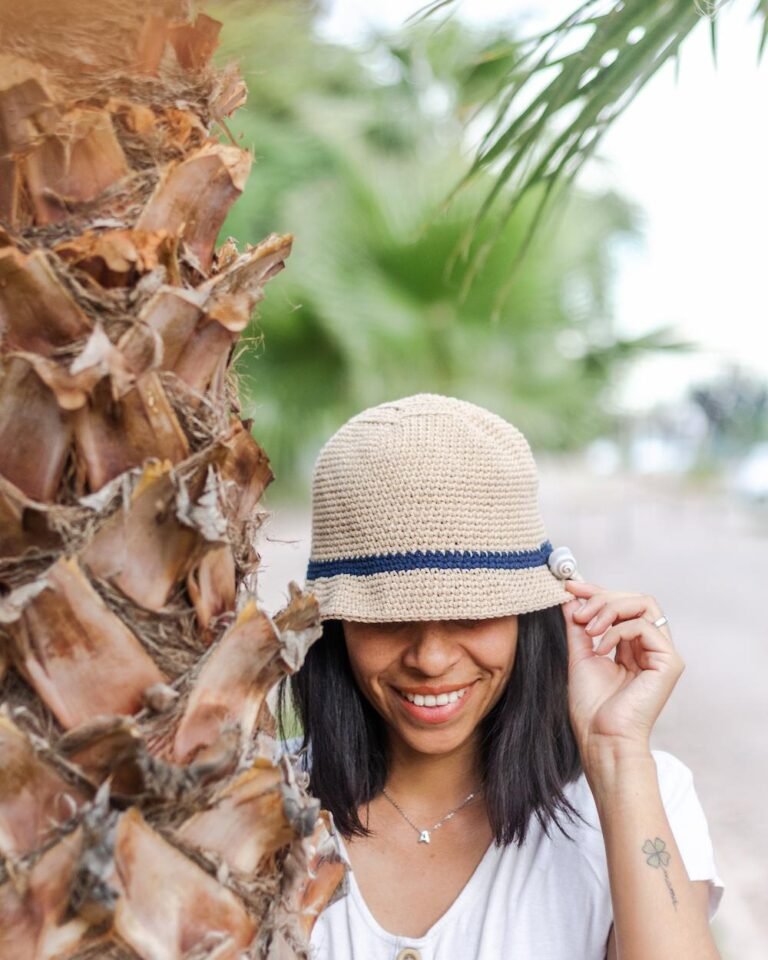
[{"x1": 381, "y1": 786, "x2": 481, "y2": 844}]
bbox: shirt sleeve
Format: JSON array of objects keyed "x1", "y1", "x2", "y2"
[{"x1": 653, "y1": 749, "x2": 725, "y2": 921}]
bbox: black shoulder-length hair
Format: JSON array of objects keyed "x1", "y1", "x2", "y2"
[{"x1": 277, "y1": 603, "x2": 585, "y2": 846}]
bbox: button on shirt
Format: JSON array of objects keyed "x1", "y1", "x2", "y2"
[{"x1": 307, "y1": 750, "x2": 724, "y2": 960}]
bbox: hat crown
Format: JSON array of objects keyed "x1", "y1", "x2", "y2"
[
  {"x1": 310, "y1": 393, "x2": 545, "y2": 560},
  {"x1": 305, "y1": 393, "x2": 573, "y2": 621}
]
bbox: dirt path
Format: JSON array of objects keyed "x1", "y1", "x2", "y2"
[{"x1": 256, "y1": 465, "x2": 767, "y2": 959}]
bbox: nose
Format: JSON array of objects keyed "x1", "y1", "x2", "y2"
[{"x1": 400, "y1": 621, "x2": 462, "y2": 676}]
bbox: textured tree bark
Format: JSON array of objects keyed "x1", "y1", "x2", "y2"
[{"x1": 0, "y1": 2, "x2": 345, "y2": 957}]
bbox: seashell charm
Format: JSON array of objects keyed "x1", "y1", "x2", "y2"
[{"x1": 548, "y1": 546, "x2": 580, "y2": 580}]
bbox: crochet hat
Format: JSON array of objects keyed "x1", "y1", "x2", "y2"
[{"x1": 304, "y1": 393, "x2": 578, "y2": 622}]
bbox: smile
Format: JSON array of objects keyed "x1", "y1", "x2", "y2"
[
  {"x1": 397, "y1": 686, "x2": 469, "y2": 706},
  {"x1": 390, "y1": 681, "x2": 477, "y2": 724}
]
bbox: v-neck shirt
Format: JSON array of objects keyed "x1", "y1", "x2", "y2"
[
  {"x1": 334, "y1": 830, "x2": 500, "y2": 951},
  {"x1": 306, "y1": 749, "x2": 724, "y2": 960}
]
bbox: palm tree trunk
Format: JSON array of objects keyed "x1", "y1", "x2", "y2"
[{"x1": 0, "y1": 2, "x2": 344, "y2": 956}]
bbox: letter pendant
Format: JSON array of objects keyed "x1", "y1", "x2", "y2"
[{"x1": 418, "y1": 830, "x2": 430, "y2": 844}]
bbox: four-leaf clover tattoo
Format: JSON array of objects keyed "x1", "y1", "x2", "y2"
[
  {"x1": 642, "y1": 837, "x2": 678, "y2": 909},
  {"x1": 643, "y1": 837, "x2": 672, "y2": 868}
]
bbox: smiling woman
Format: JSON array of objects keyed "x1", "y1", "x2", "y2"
[
  {"x1": 285, "y1": 605, "x2": 580, "y2": 847},
  {"x1": 346, "y1": 615, "x2": 519, "y2": 748},
  {"x1": 277, "y1": 393, "x2": 724, "y2": 960}
]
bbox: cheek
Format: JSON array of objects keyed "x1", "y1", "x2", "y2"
[
  {"x1": 468, "y1": 616, "x2": 519, "y2": 676},
  {"x1": 479, "y1": 646, "x2": 518, "y2": 708},
  {"x1": 475, "y1": 634, "x2": 518, "y2": 676},
  {"x1": 480, "y1": 642, "x2": 518, "y2": 712},
  {"x1": 505, "y1": 640, "x2": 519, "y2": 675},
  {"x1": 344, "y1": 637, "x2": 394, "y2": 691}
]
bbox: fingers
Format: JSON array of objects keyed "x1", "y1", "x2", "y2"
[
  {"x1": 614, "y1": 635, "x2": 641, "y2": 673},
  {"x1": 563, "y1": 582, "x2": 676, "y2": 686},
  {"x1": 562, "y1": 597, "x2": 595, "y2": 662},
  {"x1": 563, "y1": 580, "x2": 602, "y2": 597},
  {"x1": 583, "y1": 595, "x2": 662, "y2": 636},
  {"x1": 564, "y1": 581, "x2": 636, "y2": 625},
  {"x1": 593, "y1": 618, "x2": 684, "y2": 674},
  {"x1": 565, "y1": 583, "x2": 670, "y2": 643}
]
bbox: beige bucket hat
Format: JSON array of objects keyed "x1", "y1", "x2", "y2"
[{"x1": 304, "y1": 393, "x2": 578, "y2": 622}]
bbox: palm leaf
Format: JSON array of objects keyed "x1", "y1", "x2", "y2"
[
  {"x1": 445, "y1": 0, "x2": 708, "y2": 291},
  {"x1": 756, "y1": 0, "x2": 768, "y2": 62},
  {"x1": 480, "y1": 1, "x2": 708, "y2": 314},
  {"x1": 407, "y1": 0, "x2": 458, "y2": 25}
]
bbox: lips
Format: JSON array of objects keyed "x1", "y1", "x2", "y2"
[
  {"x1": 391, "y1": 681, "x2": 477, "y2": 725},
  {"x1": 396, "y1": 682, "x2": 473, "y2": 696}
]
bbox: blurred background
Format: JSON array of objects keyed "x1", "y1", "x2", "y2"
[{"x1": 209, "y1": 1, "x2": 767, "y2": 956}]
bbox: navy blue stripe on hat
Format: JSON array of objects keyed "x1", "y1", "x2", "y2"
[{"x1": 306, "y1": 541, "x2": 553, "y2": 579}]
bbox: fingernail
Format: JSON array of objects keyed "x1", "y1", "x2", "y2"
[{"x1": 586, "y1": 616, "x2": 597, "y2": 630}]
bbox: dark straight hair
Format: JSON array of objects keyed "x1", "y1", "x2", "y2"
[{"x1": 277, "y1": 603, "x2": 585, "y2": 846}]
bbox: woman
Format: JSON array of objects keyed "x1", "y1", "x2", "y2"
[{"x1": 278, "y1": 393, "x2": 724, "y2": 960}]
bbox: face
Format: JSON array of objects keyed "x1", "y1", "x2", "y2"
[{"x1": 342, "y1": 615, "x2": 519, "y2": 757}]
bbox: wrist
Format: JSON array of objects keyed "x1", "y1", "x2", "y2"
[{"x1": 581, "y1": 738, "x2": 656, "y2": 800}]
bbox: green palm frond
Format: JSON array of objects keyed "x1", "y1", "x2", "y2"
[
  {"x1": 756, "y1": 0, "x2": 768, "y2": 60},
  {"x1": 444, "y1": 0, "x2": 713, "y2": 295},
  {"x1": 408, "y1": 0, "x2": 458, "y2": 25}
]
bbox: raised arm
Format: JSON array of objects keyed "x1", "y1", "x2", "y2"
[{"x1": 563, "y1": 582, "x2": 721, "y2": 960}]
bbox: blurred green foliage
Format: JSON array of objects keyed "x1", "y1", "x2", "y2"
[{"x1": 211, "y1": 0, "x2": 685, "y2": 499}]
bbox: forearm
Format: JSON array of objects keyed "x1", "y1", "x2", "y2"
[{"x1": 585, "y1": 746, "x2": 720, "y2": 960}]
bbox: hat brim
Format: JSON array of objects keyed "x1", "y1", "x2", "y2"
[{"x1": 306, "y1": 566, "x2": 573, "y2": 623}]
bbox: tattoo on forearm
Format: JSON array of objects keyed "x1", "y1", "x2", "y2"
[{"x1": 642, "y1": 838, "x2": 679, "y2": 910}]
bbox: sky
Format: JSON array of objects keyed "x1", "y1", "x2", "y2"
[{"x1": 317, "y1": 0, "x2": 768, "y2": 412}]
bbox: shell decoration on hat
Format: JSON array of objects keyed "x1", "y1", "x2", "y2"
[
  {"x1": 304, "y1": 393, "x2": 581, "y2": 622},
  {"x1": 547, "y1": 546, "x2": 581, "y2": 581}
]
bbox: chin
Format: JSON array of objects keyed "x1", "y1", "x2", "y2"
[{"x1": 395, "y1": 722, "x2": 477, "y2": 756}]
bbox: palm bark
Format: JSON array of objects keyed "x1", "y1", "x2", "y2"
[{"x1": 0, "y1": 2, "x2": 344, "y2": 957}]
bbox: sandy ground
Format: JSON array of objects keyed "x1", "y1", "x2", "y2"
[{"x1": 254, "y1": 465, "x2": 767, "y2": 959}]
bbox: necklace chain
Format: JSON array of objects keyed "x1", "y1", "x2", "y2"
[{"x1": 381, "y1": 786, "x2": 481, "y2": 844}]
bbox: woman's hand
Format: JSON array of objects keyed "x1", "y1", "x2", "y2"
[{"x1": 562, "y1": 581, "x2": 685, "y2": 765}]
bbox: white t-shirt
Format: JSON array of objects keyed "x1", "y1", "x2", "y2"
[{"x1": 293, "y1": 748, "x2": 724, "y2": 960}]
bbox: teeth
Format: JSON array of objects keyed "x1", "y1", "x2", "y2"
[{"x1": 401, "y1": 686, "x2": 468, "y2": 706}]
